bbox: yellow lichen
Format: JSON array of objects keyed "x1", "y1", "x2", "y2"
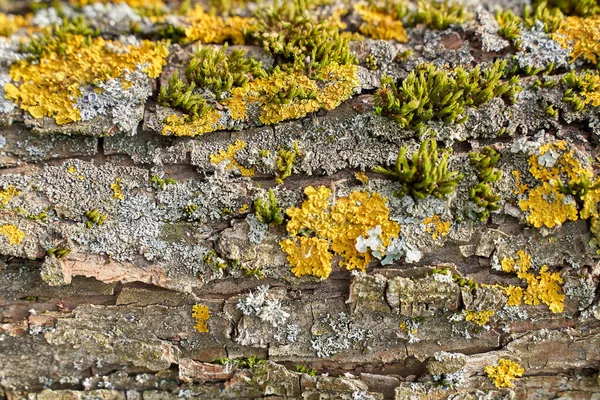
[
  {"x1": 185, "y1": 6, "x2": 251, "y2": 45},
  {"x1": 500, "y1": 250, "x2": 565, "y2": 313},
  {"x1": 422, "y1": 214, "x2": 451, "y2": 240},
  {"x1": 0, "y1": 224, "x2": 25, "y2": 245},
  {"x1": 519, "y1": 182, "x2": 578, "y2": 229},
  {"x1": 511, "y1": 170, "x2": 529, "y2": 194},
  {"x1": 280, "y1": 236, "x2": 333, "y2": 279},
  {"x1": 484, "y1": 359, "x2": 524, "y2": 388},
  {"x1": 0, "y1": 185, "x2": 19, "y2": 207},
  {"x1": 5, "y1": 35, "x2": 168, "y2": 125},
  {"x1": 209, "y1": 140, "x2": 255, "y2": 177},
  {"x1": 355, "y1": 171, "x2": 369, "y2": 184},
  {"x1": 399, "y1": 321, "x2": 418, "y2": 336},
  {"x1": 191, "y1": 304, "x2": 210, "y2": 333},
  {"x1": 161, "y1": 110, "x2": 223, "y2": 137},
  {"x1": 553, "y1": 15, "x2": 600, "y2": 65},
  {"x1": 225, "y1": 63, "x2": 359, "y2": 125},
  {"x1": 504, "y1": 285, "x2": 524, "y2": 307},
  {"x1": 354, "y1": 3, "x2": 408, "y2": 42},
  {"x1": 111, "y1": 178, "x2": 124, "y2": 200},
  {"x1": 465, "y1": 309, "x2": 495, "y2": 326},
  {"x1": 528, "y1": 141, "x2": 591, "y2": 183},
  {"x1": 0, "y1": 13, "x2": 32, "y2": 37},
  {"x1": 280, "y1": 186, "x2": 400, "y2": 279}
]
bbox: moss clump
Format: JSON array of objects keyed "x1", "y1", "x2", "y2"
[
  {"x1": 561, "y1": 70, "x2": 600, "y2": 111},
  {"x1": 410, "y1": 0, "x2": 470, "y2": 30},
  {"x1": 215, "y1": 355, "x2": 265, "y2": 368},
  {"x1": 469, "y1": 147, "x2": 503, "y2": 221},
  {"x1": 254, "y1": 189, "x2": 284, "y2": 225},
  {"x1": 159, "y1": 0, "x2": 359, "y2": 136},
  {"x1": 47, "y1": 247, "x2": 71, "y2": 259},
  {"x1": 295, "y1": 364, "x2": 317, "y2": 376},
  {"x1": 186, "y1": 44, "x2": 267, "y2": 100},
  {"x1": 85, "y1": 208, "x2": 106, "y2": 228},
  {"x1": 158, "y1": 70, "x2": 213, "y2": 120},
  {"x1": 374, "y1": 138, "x2": 463, "y2": 200},
  {"x1": 150, "y1": 174, "x2": 177, "y2": 190},
  {"x1": 375, "y1": 61, "x2": 521, "y2": 130},
  {"x1": 249, "y1": 0, "x2": 355, "y2": 73},
  {"x1": 534, "y1": 0, "x2": 599, "y2": 16}
]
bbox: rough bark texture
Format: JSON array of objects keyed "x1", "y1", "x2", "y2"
[{"x1": 1, "y1": 0, "x2": 600, "y2": 399}]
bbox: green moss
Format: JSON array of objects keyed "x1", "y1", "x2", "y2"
[
  {"x1": 295, "y1": 364, "x2": 317, "y2": 376},
  {"x1": 249, "y1": 0, "x2": 355, "y2": 73},
  {"x1": 150, "y1": 174, "x2": 177, "y2": 190},
  {"x1": 561, "y1": 70, "x2": 598, "y2": 112},
  {"x1": 275, "y1": 143, "x2": 301, "y2": 184},
  {"x1": 373, "y1": 138, "x2": 463, "y2": 200},
  {"x1": 47, "y1": 246, "x2": 71, "y2": 259},
  {"x1": 534, "y1": 0, "x2": 599, "y2": 16},
  {"x1": 468, "y1": 147, "x2": 503, "y2": 221},
  {"x1": 375, "y1": 61, "x2": 520, "y2": 130},
  {"x1": 409, "y1": 0, "x2": 470, "y2": 30},
  {"x1": 85, "y1": 208, "x2": 106, "y2": 228},
  {"x1": 186, "y1": 44, "x2": 266, "y2": 100},
  {"x1": 158, "y1": 70, "x2": 212, "y2": 120},
  {"x1": 23, "y1": 16, "x2": 99, "y2": 60},
  {"x1": 215, "y1": 355, "x2": 265, "y2": 368},
  {"x1": 254, "y1": 189, "x2": 284, "y2": 225},
  {"x1": 365, "y1": 54, "x2": 378, "y2": 71}
]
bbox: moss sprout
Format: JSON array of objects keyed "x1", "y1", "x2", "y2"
[
  {"x1": 150, "y1": 174, "x2": 177, "y2": 190},
  {"x1": 47, "y1": 247, "x2": 71, "y2": 259},
  {"x1": 254, "y1": 189, "x2": 284, "y2": 225},
  {"x1": 275, "y1": 143, "x2": 301, "y2": 184},
  {"x1": 85, "y1": 208, "x2": 107, "y2": 228},
  {"x1": 374, "y1": 138, "x2": 463, "y2": 200},
  {"x1": 295, "y1": 364, "x2": 317, "y2": 376},
  {"x1": 468, "y1": 147, "x2": 503, "y2": 220}
]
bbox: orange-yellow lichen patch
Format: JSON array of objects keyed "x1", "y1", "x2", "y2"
[
  {"x1": 528, "y1": 141, "x2": 591, "y2": 183},
  {"x1": 422, "y1": 214, "x2": 450, "y2": 240},
  {"x1": 519, "y1": 182, "x2": 578, "y2": 229},
  {"x1": 280, "y1": 236, "x2": 333, "y2": 279},
  {"x1": 553, "y1": 15, "x2": 600, "y2": 65},
  {"x1": 355, "y1": 171, "x2": 369, "y2": 184},
  {"x1": 111, "y1": 178, "x2": 124, "y2": 200},
  {"x1": 0, "y1": 185, "x2": 19, "y2": 207},
  {"x1": 280, "y1": 186, "x2": 400, "y2": 279},
  {"x1": 5, "y1": 35, "x2": 168, "y2": 125},
  {"x1": 161, "y1": 110, "x2": 223, "y2": 137},
  {"x1": 184, "y1": 6, "x2": 251, "y2": 45},
  {"x1": 501, "y1": 249, "x2": 531, "y2": 274},
  {"x1": 209, "y1": 140, "x2": 255, "y2": 177},
  {"x1": 511, "y1": 170, "x2": 529, "y2": 194},
  {"x1": 226, "y1": 63, "x2": 359, "y2": 125},
  {"x1": 484, "y1": 359, "x2": 524, "y2": 388},
  {"x1": 191, "y1": 304, "x2": 210, "y2": 333},
  {"x1": 0, "y1": 13, "x2": 32, "y2": 37},
  {"x1": 354, "y1": 3, "x2": 408, "y2": 42},
  {"x1": 0, "y1": 224, "x2": 25, "y2": 245},
  {"x1": 503, "y1": 285, "x2": 524, "y2": 307},
  {"x1": 500, "y1": 250, "x2": 565, "y2": 313},
  {"x1": 465, "y1": 309, "x2": 494, "y2": 326}
]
